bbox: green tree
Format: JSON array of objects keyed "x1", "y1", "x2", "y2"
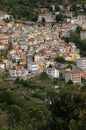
[
  {"x1": 8, "y1": 105, "x2": 23, "y2": 128},
  {"x1": 32, "y1": 15, "x2": 38, "y2": 22},
  {"x1": 49, "y1": 6, "x2": 53, "y2": 11},
  {"x1": 40, "y1": 72, "x2": 49, "y2": 80},
  {"x1": 28, "y1": 106, "x2": 51, "y2": 130},
  {"x1": 66, "y1": 64, "x2": 73, "y2": 70},
  {"x1": 71, "y1": 5, "x2": 77, "y2": 12},
  {"x1": 67, "y1": 80, "x2": 73, "y2": 85},
  {"x1": 55, "y1": 6, "x2": 61, "y2": 11},
  {"x1": 69, "y1": 119, "x2": 78, "y2": 130},
  {"x1": 41, "y1": 17, "x2": 46, "y2": 25},
  {"x1": 55, "y1": 14, "x2": 63, "y2": 23},
  {"x1": 48, "y1": 64, "x2": 52, "y2": 68},
  {"x1": 76, "y1": 26, "x2": 83, "y2": 34},
  {"x1": 1, "y1": 71, "x2": 10, "y2": 79},
  {"x1": 55, "y1": 56, "x2": 66, "y2": 63}
]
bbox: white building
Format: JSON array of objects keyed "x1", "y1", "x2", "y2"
[
  {"x1": 0, "y1": 62, "x2": 5, "y2": 69},
  {"x1": 0, "y1": 13, "x2": 13, "y2": 20},
  {"x1": 45, "y1": 68, "x2": 59, "y2": 78},
  {"x1": 59, "y1": 46, "x2": 66, "y2": 53},
  {"x1": 9, "y1": 69, "x2": 28, "y2": 78},
  {"x1": 27, "y1": 62, "x2": 39, "y2": 74},
  {"x1": 65, "y1": 70, "x2": 81, "y2": 83},
  {"x1": 70, "y1": 43, "x2": 76, "y2": 53},
  {"x1": 80, "y1": 30, "x2": 86, "y2": 40},
  {"x1": 0, "y1": 45, "x2": 5, "y2": 50},
  {"x1": 76, "y1": 58, "x2": 86, "y2": 70}
]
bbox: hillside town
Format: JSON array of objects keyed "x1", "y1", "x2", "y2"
[{"x1": 0, "y1": 4, "x2": 86, "y2": 84}]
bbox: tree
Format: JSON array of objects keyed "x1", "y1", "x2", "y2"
[
  {"x1": 27, "y1": 106, "x2": 51, "y2": 130},
  {"x1": 76, "y1": 26, "x2": 83, "y2": 34},
  {"x1": 40, "y1": 72, "x2": 48, "y2": 80},
  {"x1": 55, "y1": 6, "x2": 61, "y2": 11},
  {"x1": 32, "y1": 15, "x2": 38, "y2": 22},
  {"x1": 48, "y1": 64, "x2": 52, "y2": 68},
  {"x1": 1, "y1": 71, "x2": 10, "y2": 79},
  {"x1": 71, "y1": 5, "x2": 77, "y2": 12},
  {"x1": 66, "y1": 64, "x2": 73, "y2": 70},
  {"x1": 3, "y1": 18, "x2": 11, "y2": 23},
  {"x1": 49, "y1": 6, "x2": 53, "y2": 11},
  {"x1": 73, "y1": 11, "x2": 79, "y2": 17},
  {"x1": 55, "y1": 14, "x2": 63, "y2": 23},
  {"x1": 69, "y1": 119, "x2": 78, "y2": 130},
  {"x1": 55, "y1": 56, "x2": 66, "y2": 63},
  {"x1": 41, "y1": 17, "x2": 46, "y2": 25},
  {"x1": 67, "y1": 80, "x2": 73, "y2": 85},
  {"x1": 8, "y1": 105, "x2": 23, "y2": 128}
]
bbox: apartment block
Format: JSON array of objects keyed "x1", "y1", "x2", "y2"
[
  {"x1": 65, "y1": 70, "x2": 81, "y2": 83},
  {"x1": 76, "y1": 58, "x2": 86, "y2": 70}
]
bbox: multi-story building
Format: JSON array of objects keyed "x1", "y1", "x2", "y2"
[
  {"x1": 81, "y1": 70, "x2": 86, "y2": 79},
  {"x1": 0, "y1": 36, "x2": 8, "y2": 44},
  {"x1": 38, "y1": 14, "x2": 54, "y2": 22},
  {"x1": 76, "y1": 58, "x2": 86, "y2": 70},
  {"x1": 9, "y1": 69, "x2": 28, "y2": 78},
  {"x1": 80, "y1": 30, "x2": 86, "y2": 40},
  {"x1": 0, "y1": 62, "x2": 5, "y2": 70},
  {"x1": 65, "y1": 70, "x2": 81, "y2": 83},
  {"x1": 45, "y1": 68, "x2": 59, "y2": 78},
  {"x1": 27, "y1": 62, "x2": 39, "y2": 74}
]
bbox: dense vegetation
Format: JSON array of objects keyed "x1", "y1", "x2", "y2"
[
  {"x1": 63, "y1": 26, "x2": 86, "y2": 56},
  {"x1": 0, "y1": 75, "x2": 86, "y2": 130},
  {"x1": 0, "y1": 0, "x2": 86, "y2": 20},
  {"x1": 70, "y1": 26, "x2": 86, "y2": 56}
]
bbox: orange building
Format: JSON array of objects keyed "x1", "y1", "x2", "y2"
[{"x1": 81, "y1": 71, "x2": 86, "y2": 79}]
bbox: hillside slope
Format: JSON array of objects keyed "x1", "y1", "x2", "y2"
[{"x1": 0, "y1": 0, "x2": 86, "y2": 20}]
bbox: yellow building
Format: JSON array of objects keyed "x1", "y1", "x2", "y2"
[
  {"x1": 69, "y1": 53, "x2": 80, "y2": 62},
  {"x1": 35, "y1": 62, "x2": 44, "y2": 72}
]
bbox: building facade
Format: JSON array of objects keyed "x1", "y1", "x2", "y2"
[
  {"x1": 45, "y1": 68, "x2": 59, "y2": 78},
  {"x1": 65, "y1": 70, "x2": 81, "y2": 83},
  {"x1": 76, "y1": 58, "x2": 86, "y2": 70},
  {"x1": 80, "y1": 30, "x2": 86, "y2": 40}
]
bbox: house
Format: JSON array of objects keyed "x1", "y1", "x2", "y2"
[
  {"x1": 69, "y1": 42, "x2": 77, "y2": 53},
  {"x1": 40, "y1": 8, "x2": 48, "y2": 13},
  {"x1": 38, "y1": 13, "x2": 54, "y2": 22},
  {"x1": 69, "y1": 53, "x2": 80, "y2": 62},
  {"x1": 34, "y1": 53, "x2": 45, "y2": 63},
  {"x1": 45, "y1": 60, "x2": 55, "y2": 68},
  {"x1": 4, "y1": 14, "x2": 13, "y2": 19},
  {"x1": 35, "y1": 62, "x2": 44, "y2": 72},
  {"x1": 11, "y1": 55, "x2": 20, "y2": 63},
  {"x1": 27, "y1": 62, "x2": 39, "y2": 74},
  {"x1": 0, "y1": 45, "x2": 5, "y2": 50},
  {"x1": 19, "y1": 43, "x2": 28, "y2": 52},
  {"x1": 34, "y1": 53, "x2": 41, "y2": 62},
  {"x1": 71, "y1": 17, "x2": 81, "y2": 25},
  {"x1": 0, "y1": 36, "x2": 8, "y2": 44},
  {"x1": 58, "y1": 45, "x2": 66, "y2": 53},
  {"x1": 45, "y1": 68, "x2": 59, "y2": 78},
  {"x1": 0, "y1": 11, "x2": 13, "y2": 20},
  {"x1": 2, "y1": 59, "x2": 12, "y2": 69},
  {"x1": 0, "y1": 62, "x2": 5, "y2": 70},
  {"x1": 60, "y1": 27, "x2": 70, "y2": 38},
  {"x1": 65, "y1": 70, "x2": 81, "y2": 83},
  {"x1": 80, "y1": 30, "x2": 86, "y2": 40},
  {"x1": 65, "y1": 55, "x2": 71, "y2": 61},
  {"x1": 81, "y1": 70, "x2": 86, "y2": 79},
  {"x1": 62, "y1": 11, "x2": 73, "y2": 18},
  {"x1": 76, "y1": 58, "x2": 86, "y2": 70}
]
